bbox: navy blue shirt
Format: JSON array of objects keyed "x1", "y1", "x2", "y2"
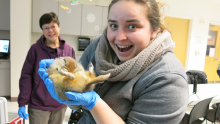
[{"x1": 18, "y1": 35, "x2": 75, "y2": 111}]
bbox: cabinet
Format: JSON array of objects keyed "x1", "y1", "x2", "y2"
[
  {"x1": 0, "y1": 60, "x2": 10, "y2": 96},
  {"x1": 81, "y1": 5, "x2": 103, "y2": 36},
  {"x1": 0, "y1": 0, "x2": 10, "y2": 30},
  {"x1": 58, "y1": 2, "x2": 82, "y2": 35},
  {"x1": 32, "y1": 0, "x2": 59, "y2": 33},
  {"x1": 32, "y1": 1, "x2": 109, "y2": 36}
]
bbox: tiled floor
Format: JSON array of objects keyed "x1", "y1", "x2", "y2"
[
  {"x1": 7, "y1": 100, "x2": 72, "y2": 124},
  {"x1": 6, "y1": 100, "x2": 219, "y2": 124}
]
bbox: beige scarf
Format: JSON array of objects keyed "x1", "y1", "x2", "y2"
[{"x1": 95, "y1": 29, "x2": 175, "y2": 81}]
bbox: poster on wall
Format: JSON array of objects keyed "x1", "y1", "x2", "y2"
[{"x1": 206, "y1": 30, "x2": 217, "y2": 56}]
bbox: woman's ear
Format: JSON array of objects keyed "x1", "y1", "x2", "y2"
[
  {"x1": 150, "y1": 29, "x2": 158, "y2": 39},
  {"x1": 58, "y1": 24, "x2": 61, "y2": 31}
]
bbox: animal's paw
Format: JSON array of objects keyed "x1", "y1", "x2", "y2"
[
  {"x1": 57, "y1": 68, "x2": 75, "y2": 79},
  {"x1": 89, "y1": 62, "x2": 94, "y2": 74}
]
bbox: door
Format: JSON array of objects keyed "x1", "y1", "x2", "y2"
[
  {"x1": 164, "y1": 17, "x2": 189, "y2": 68},
  {"x1": 204, "y1": 25, "x2": 220, "y2": 83}
]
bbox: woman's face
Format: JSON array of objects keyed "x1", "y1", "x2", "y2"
[
  {"x1": 107, "y1": 1, "x2": 157, "y2": 62},
  {"x1": 42, "y1": 22, "x2": 60, "y2": 43}
]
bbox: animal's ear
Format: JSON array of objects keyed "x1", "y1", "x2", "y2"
[
  {"x1": 65, "y1": 58, "x2": 76, "y2": 72},
  {"x1": 82, "y1": 73, "x2": 110, "y2": 92}
]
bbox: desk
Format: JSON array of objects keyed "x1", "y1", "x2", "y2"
[
  {"x1": 188, "y1": 84, "x2": 220, "y2": 105},
  {"x1": 0, "y1": 59, "x2": 10, "y2": 97}
]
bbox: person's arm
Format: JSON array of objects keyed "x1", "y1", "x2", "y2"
[
  {"x1": 18, "y1": 46, "x2": 36, "y2": 119},
  {"x1": 90, "y1": 98, "x2": 124, "y2": 124},
  {"x1": 18, "y1": 46, "x2": 35, "y2": 106}
]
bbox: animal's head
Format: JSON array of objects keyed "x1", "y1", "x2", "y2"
[{"x1": 47, "y1": 57, "x2": 77, "y2": 78}]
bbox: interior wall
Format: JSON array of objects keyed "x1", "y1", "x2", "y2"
[
  {"x1": 158, "y1": 0, "x2": 220, "y2": 71},
  {"x1": 10, "y1": 0, "x2": 32, "y2": 99},
  {"x1": 0, "y1": 30, "x2": 10, "y2": 39}
]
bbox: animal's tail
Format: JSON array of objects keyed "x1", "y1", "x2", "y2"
[{"x1": 82, "y1": 73, "x2": 110, "y2": 92}]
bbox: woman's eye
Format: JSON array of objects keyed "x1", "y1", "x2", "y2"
[
  {"x1": 128, "y1": 25, "x2": 136, "y2": 29},
  {"x1": 110, "y1": 24, "x2": 118, "y2": 29}
]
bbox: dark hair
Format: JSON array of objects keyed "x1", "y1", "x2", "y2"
[
  {"x1": 108, "y1": 0, "x2": 166, "y2": 32},
  {"x1": 39, "y1": 12, "x2": 60, "y2": 29}
]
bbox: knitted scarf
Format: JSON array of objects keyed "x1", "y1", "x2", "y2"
[{"x1": 95, "y1": 29, "x2": 175, "y2": 81}]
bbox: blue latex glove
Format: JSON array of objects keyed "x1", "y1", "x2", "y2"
[
  {"x1": 18, "y1": 106, "x2": 29, "y2": 120},
  {"x1": 65, "y1": 90, "x2": 100, "y2": 110},
  {"x1": 38, "y1": 59, "x2": 54, "y2": 81},
  {"x1": 38, "y1": 59, "x2": 100, "y2": 110},
  {"x1": 38, "y1": 59, "x2": 74, "y2": 105}
]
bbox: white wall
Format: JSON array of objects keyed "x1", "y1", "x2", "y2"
[
  {"x1": 9, "y1": 0, "x2": 220, "y2": 98},
  {"x1": 10, "y1": 0, "x2": 32, "y2": 98},
  {"x1": 0, "y1": 30, "x2": 10, "y2": 39},
  {"x1": 158, "y1": 0, "x2": 220, "y2": 71}
]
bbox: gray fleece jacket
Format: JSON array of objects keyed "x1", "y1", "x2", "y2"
[{"x1": 69, "y1": 35, "x2": 189, "y2": 124}]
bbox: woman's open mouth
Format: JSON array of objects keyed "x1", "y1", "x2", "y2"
[{"x1": 117, "y1": 45, "x2": 133, "y2": 52}]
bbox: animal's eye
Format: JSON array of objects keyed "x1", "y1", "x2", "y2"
[{"x1": 63, "y1": 59, "x2": 66, "y2": 63}]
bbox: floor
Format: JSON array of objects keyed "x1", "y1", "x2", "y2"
[
  {"x1": 6, "y1": 100, "x2": 219, "y2": 124},
  {"x1": 7, "y1": 100, "x2": 72, "y2": 124}
]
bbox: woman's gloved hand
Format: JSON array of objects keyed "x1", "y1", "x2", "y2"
[
  {"x1": 18, "y1": 106, "x2": 29, "y2": 120},
  {"x1": 38, "y1": 59, "x2": 100, "y2": 110},
  {"x1": 65, "y1": 90, "x2": 100, "y2": 110},
  {"x1": 38, "y1": 59, "x2": 74, "y2": 105},
  {"x1": 38, "y1": 59, "x2": 54, "y2": 81}
]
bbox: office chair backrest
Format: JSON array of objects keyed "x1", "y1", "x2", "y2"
[
  {"x1": 215, "y1": 103, "x2": 220, "y2": 121},
  {"x1": 186, "y1": 70, "x2": 207, "y2": 84},
  {"x1": 188, "y1": 97, "x2": 214, "y2": 124}
]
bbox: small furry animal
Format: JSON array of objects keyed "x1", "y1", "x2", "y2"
[{"x1": 46, "y1": 57, "x2": 110, "y2": 100}]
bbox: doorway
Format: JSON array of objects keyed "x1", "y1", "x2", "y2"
[
  {"x1": 164, "y1": 17, "x2": 189, "y2": 68},
  {"x1": 204, "y1": 25, "x2": 220, "y2": 83}
]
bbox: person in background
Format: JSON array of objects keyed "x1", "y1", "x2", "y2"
[
  {"x1": 39, "y1": 0, "x2": 189, "y2": 123},
  {"x1": 18, "y1": 12, "x2": 75, "y2": 124}
]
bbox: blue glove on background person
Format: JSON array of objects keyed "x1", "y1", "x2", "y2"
[
  {"x1": 18, "y1": 106, "x2": 29, "y2": 120},
  {"x1": 38, "y1": 59, "x2": 100, "y2": 110}
]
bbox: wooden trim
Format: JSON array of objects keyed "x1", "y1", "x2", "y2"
[
  {"x1": 10, "y1": 97, "x2": 18, "y2": 102},
  {"x1": 1, "y1": 96, "x2": 10, "y2": 100}
]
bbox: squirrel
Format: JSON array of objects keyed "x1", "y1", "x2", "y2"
[{"x1": 46, "y1": 56, "x2": 110, "y2": 100}]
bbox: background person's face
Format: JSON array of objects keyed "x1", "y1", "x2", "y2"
[
  {"x1": 107, "y1": 1, "x2": 157, "y2": 62},
  {"x1": 42, "y1": 22, "x2": 60, "y2": 43}
]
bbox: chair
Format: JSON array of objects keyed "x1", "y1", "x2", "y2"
[
  {"x1": 206, "y1": 103, "x2": 220, "y2": 124},
  {"x1": 180, "y1": 96, "x2": 214, "y2": 124},
  {"x1": 186, "y1": 70, "x2": 207, "y2": 84}
]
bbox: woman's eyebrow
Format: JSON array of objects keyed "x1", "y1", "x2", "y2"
[
  {"x1": 108, "y1": 19, "x2": 140, "y2": 23},
  {"x1": 108, "y1": 20, "x2": 117, "y2": 23},
  {"x1": 126, "y1": 19, "x2": 140, "y2": 22}
]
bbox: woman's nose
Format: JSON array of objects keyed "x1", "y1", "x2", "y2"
[{"x1": 116, "y1": 29, "x2": 127, "y2": 41}]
